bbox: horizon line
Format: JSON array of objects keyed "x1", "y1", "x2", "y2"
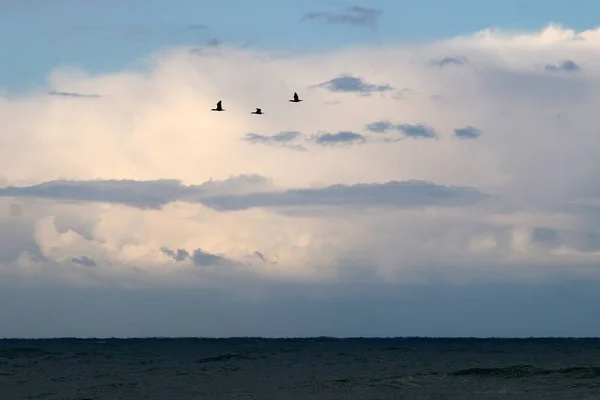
[{"x1": 2, "y1": 336, "x2": 600, "y2": 340}]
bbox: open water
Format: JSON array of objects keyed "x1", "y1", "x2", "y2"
[{"x1": 1, "y1": 338, "x2": 600, "y2": 399}]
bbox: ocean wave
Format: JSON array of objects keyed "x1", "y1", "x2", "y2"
[{"x1": 450, "y1": 365, "x2": 600, "y2": 379}]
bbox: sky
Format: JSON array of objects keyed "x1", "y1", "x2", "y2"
[{"x1": 2, "y1": 1, "x2": 600, "y2": 338}]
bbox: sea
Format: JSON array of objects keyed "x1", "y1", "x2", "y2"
[{"x1": 1, "y1": 338, "x2": 599, "y2": 399}]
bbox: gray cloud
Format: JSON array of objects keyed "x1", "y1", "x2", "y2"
[
  {"x1": 0, "y1": 178, "x2": 488, "y2": 212},
  {"x1": 0, "y1": 179, "x2": 186, "y2": 209},
  {"x1": 161, "y1": 247, "x2": 229, "y2": 266},
  {"x1": 71, "y1": 256, "x2": 96, "y2": 267},
  {"x1": 254, "y1": 251, "x2": 266, "y2": 262},
  {"x1": 0, "y1": 175, "x2": 274, "y2": 209},
  {"x1": 245, "y1": 131, "x2": 300, "y2": 144},
  {"x1": 397, "y1": 124, "x2": 437, "y2": 138},
  {"x1": 316, "y1": 75, "x2": 394, "y2": 94},
  {"x1": 313, "y1": 131, "x2": 365, "y2": 146},
  {"x1": 365, "y1": 121, "x2": 394, "y2": 133},
  {"x1": 192, "y1": 249, "x2": 229, "y2": 267},
  {"x1": 199, "y1": 180, "x2": 488, "y2": 212},
  {"x1": 365, "y1": 121, "x2": 438, "y2": 139},
  {"x1": 302, "y1": 6, "x2": 382, "y2": 28},
  {"x1": 244, "y1": 131, "x2": 306, "y2": 151},
  {"x1": 190, "y1": 38, "x2": 227, "y2": 57},
  {"x1": 544, "y1": 60, "x2": 580, "y2": 72},
  {"x1": 244, "y1": 131, "x2": 367, "y2": 149},
  {"x1": 161, "y1": 247, "x2": 190, "y2": 262},
  {"x1": 430, "y1": 56, "x2": 468, "y2": 67},
  {"x1": 206, "y1": 37, "x2": 222, "y2": 47},
  {"x1": 48, "y1": 91, "x2": 101, "y2": 98},
  {"x1": 191, "y1": 174, "x2": 274, "y2": 195},
  {"x1": 454, "y1": 126, "x2": 482, "y2": 139}
]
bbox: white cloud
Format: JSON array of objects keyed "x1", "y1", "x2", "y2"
[{"x1": 3, "y1": 24, "x2": 600, "y2": 289}]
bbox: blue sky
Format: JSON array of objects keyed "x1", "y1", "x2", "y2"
[{"x1": 1, "y1": 0, "x2": 599, "y2": 92}]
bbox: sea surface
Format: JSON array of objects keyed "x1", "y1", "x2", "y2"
[{"x1": 1, "y1": 338, "x2": 600, "y2": 399}]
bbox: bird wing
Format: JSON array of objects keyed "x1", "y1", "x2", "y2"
[
  {"x1": 293, "y1": 92, "x2": 299, "y2": 101},
  {"x1": 217, "y1": 101, "x2": 222, "y2": 107}
]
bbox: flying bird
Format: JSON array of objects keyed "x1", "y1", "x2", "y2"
[
  {"x1": 211, "y1": 101, "x2": 224, "y2": 111},
  {"x1": 289, "y1": 92, "x2": 302, "y2": 103},
  {"x1": 251, "y1": 108, "x2": 263, "y2": 115}
]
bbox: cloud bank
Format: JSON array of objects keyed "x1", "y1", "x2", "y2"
[{"x1": 2, "y1": 23, "x2": 600, "y2": 295}]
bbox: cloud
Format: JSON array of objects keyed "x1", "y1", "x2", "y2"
[
  {"x1": 0, "y1": 175, "x2": 275, "y2": 209},
  {"x1": 161, "y1": 247, "x2": 190, "y2": 261},
  {"x1": 397, "y1": 124, "x2": 438, "y2": 139},
  {"x1": 0, "y1": 179, "x2": 185, "y2": 209},
  {"x1": 364, "y1": 121, "x2": 438, "y2": 139},
  {"x1": 315, "y1": 75, "x2": 394, "y2": 94},
  {"x1": 71, "y1": 256, "x2": 96, "y2": 267},
  {"x1": 199, "y1": 180, "x2": 487, "y2": 212},
  {"x1": 454, "y1": 126, "x2": 482, "y2": 139},
  {"x1": 312, "y1": 131, "x2": 365, "y2": 146},
  {"x1": 544, "y1": 59, "x2": 581, "y2": 72},
  {"x1": 161, "y1": 246, "x2": 229, "y2": 266},
  {"x1": 430, "y1": 56, "x2": 468, "y2": 67},
  {"x1": 48, "y1": 91, "x2": 101, "y2": 98},
  {"x1": 245, "y1": 131, "x2": 301, "y2": 144},
  {"x1": 244, "y1": 131, "x2": 306, "y2": 151},
  {"x1": 206, "y1": 37, "x2": 222, "y2": 47},
  {"x1": 191, "y1": 248, "x2": 230, "y2": 267},
  {"x1": 2, "y1": 23, "x2": 600, "y2": 305},
  {"x1": 0, "y1": 178, "x2": 487, "y2": 212},
  {"x1": 302, "y1": 6, "x2": 382, "y2": 28},
  {"x1": 364, "y1": 121, "x2": 393, "y2": 133},
  {"x1": 244, "y1": 131, "x2": 366, "y2": 149}
]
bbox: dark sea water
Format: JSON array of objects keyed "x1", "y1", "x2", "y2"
[{"x1": 1, "y1": 338, "x2": 600, "y2": 399}]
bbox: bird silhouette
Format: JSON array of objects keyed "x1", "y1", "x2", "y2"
[
  {"x1": 211, "y1": 101, "x2": 224, "y2": 111},
  {"x1": 251, "y1": 108, "x2": 263, "y2": 115},
  {"x1": 289, "y1": 92, "x2": 302, "y2": 103}
]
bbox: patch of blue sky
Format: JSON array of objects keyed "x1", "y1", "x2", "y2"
[{"x1": 1, "y1": 0, "x2": 599, "y2": 92}]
